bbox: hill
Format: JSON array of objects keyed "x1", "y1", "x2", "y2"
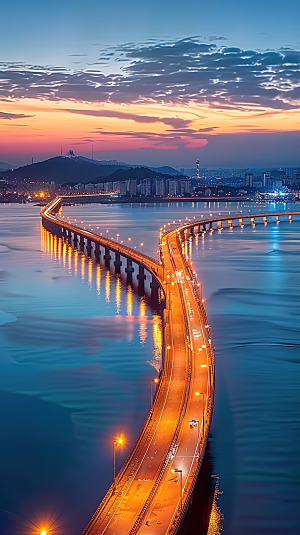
[
  {"x1": 75, "y1": 156, "x2": 181, "y2": 175},
  {"x1": 0, "y1": 162, "x2": 13, "y2": 172},
  {"x1": 91, "y1": 167, "x2": 186, "y2": 184},
  {"x1": 0, "y1": 157, "x2": 129, "y2": 184}
]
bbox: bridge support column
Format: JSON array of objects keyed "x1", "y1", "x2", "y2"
[
  {"x1": 190, "y1": 226, "x2": 195, "y2": 236},
  {"x1": 263, "y1": 216, "x2": 267, "y2": 225},
  {"x1": 137, "y1": 265, "x2": 146, "y2": 295},
  {"x1": 288, "y1": 214, "x2": 292, "y2": 223},
  {"x1": 201, "y1": 223, "x2": 206, "y2": 233},
  {"x1": 251, "y1": 217, "x2": 255, "y2": 227},
  {"x1": 228, "y1": 219, "x2": 233, "y2": 229},
  {"x1": 94, "y1": 242, "x2": 100, "y2": 261},
  {"x1": 150, "y1": 275, "x2": 160, "y2": 308},
  {"x1": 217, "y1": 220, "x2": 222, "y2": 230},
  {"x1": 87, "y1": 238, "x2": 92, "y2": 255},
  {"x1": 125, "y1": 258, "x2": 134, "y2": 283},
  {"x1": 276, "y1": 215, "x2": 280, "y2": 224},
  {"x1": 239, "y1": 217, "x2": 244, "y2": 227},
  {"x1": 104, "y1": 246, "x2": 111, "y2": 267},
  {"x1": 62, "y1": 227, "x2": 67, "y2": 239},
  {"x1": 67, "y1": 230, "x2": 72, "y2": 243},
  {"x1": 80, "y1": 235, "x2": 85, "y2": 251},
  {"x1": 114, "y1": 252, "x2": 122, "y2": 274},
  {"x1": 73, "y1": 233, "x2": 78, "y2": 247},
  {"x1": 209, "y1": 221, "x2": 213, "y2": 231}
]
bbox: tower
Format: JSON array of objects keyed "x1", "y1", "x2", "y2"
[{"x1": 196, "y1": 159, "x2": 200, "y2": 179}]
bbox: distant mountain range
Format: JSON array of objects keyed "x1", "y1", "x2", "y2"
[
  {"x1": 0, "y1": 156, "x2": 183, "y2": 184},
  {"x1": 0, "y1": 162, "x2": 13, "y2": 172}
]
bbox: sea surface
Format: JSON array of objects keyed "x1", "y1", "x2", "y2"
[{"x1": 0, "y1": 200, "x2": 299, "y2": 535}]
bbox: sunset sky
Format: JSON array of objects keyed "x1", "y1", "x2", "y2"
[{"x1": 1, "y1": 0, "x2": 300, "y2": 168}]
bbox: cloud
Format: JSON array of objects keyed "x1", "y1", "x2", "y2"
[
  {"x1": 0, "y1": 38, "x2": 300, "y2": 110},
  {"x1": 0, "y1": 111, "x2": 34, "y2": 120},
  {"x1": 63, "y1": 108, "x2": 191, "y2": 128}
]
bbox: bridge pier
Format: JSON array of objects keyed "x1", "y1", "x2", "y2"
[
  {"x1": 67, "y1": 230, "x2": 72, "y2": 243},
  {"x1": 239, "y1": 217, "x2": 244, "y2": 227},
  {"x1": 125, "y1": 258, "x2": 134, "y2": 283},
  {"x1": 217, "y1": 220, "x2": 222, "y2": 230},
  {"x1": 209, "y1": 221, "x2": 213, "y2": 231},
  {"x1": 73, "y1": 233, "x2": 78, "y2": 247},
  {"x1": 263, "y1": 216, "x2": 267, "y2": 226},
  {"x1": 288, "y1": 214, "x2": 292, "y2": 223},
  {"x1": 276, "y1": 215, "x2": 280, "y2": 224},
  {"x1": 80, "y1": 235, "x2": 85, "y2": 251},
  {"x1": 94, "y1": 242, "x2": 100, "y2": 261},
  {"x1": 150, "y1": 275, "x2": 160, "y2": 307},
  {"x1": 114, "y1": 252, "x2": 122, "y2": 274},
  {"x1": 228, "y1": 219, "x2": 233, "y2": 229},
  {"x1": 87, "y1": 238, "x2": 92, "y2": 255},
  {"x1": 104, "y1": 246, "x2": 111, "y2": 267},
  {"x1": 137, "y1": 265, "x2": 146, "y2": 295}
]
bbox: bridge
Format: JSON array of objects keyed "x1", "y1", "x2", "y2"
[{"x1": 41, "y1": 198, "x2": 300, "y2": 535}]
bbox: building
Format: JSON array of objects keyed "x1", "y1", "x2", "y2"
[
  {"x1": 140, "y1": 178, "x2": 152, "y2": 196},
  {"x1": 179, "y1": 180, "x2": 192, "y2": 195},
  {"x1": 85, "y1": 183, "x2": 95, "y2": 192},
  {"x1": 104, "y1": 182, "x2": 113, "y2": 192},
  {"x1": 95, "y1": 183, "x2": 104, "y2": 192},
  {"x1": 112, "y1": 181, "x2": 121, "y2": 193},
  {"x1": 262, "y1": 172, "x2": 271, "y2": 187},
  {"x1": 120, "y1": 181, "x2": 127, "y2": 196},
  {"x1": 129, "y1": 179, "x2": 137, "y2": 196},
  {"x1": 167, "y1": 179, "x2": 178, "y2": 196},
  {"x1": 244, "y1": 173, "x2": 254, "y2": 187},
  {"x1": 153, "y1": 178, "x2": 165, "y2": 196}
]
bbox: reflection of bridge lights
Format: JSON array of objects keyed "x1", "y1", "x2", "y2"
[{"x1": 201, "y1": 364, "x2": 207, "y2": 368}]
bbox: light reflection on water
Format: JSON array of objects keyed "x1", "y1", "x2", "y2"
[{"x1": 0, "y1": 206, "x2": 162, "y2": 535}]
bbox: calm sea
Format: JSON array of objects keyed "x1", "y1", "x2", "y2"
[{"x1": 0, "y1": 201, "x2": 299, "y2": 535}]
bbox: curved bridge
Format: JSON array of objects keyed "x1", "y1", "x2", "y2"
[{"x1": 41, "y1": 198, "x2": 300, "y2": 535}]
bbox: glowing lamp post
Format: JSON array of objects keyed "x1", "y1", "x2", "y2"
[
  {"x1": 151, "y1": 378, "x2": 159, "y2": 408},
  {"x1": 113, "y1": 436, "x2": 124, "y2": 488},
  {"x1": 171, "y1": 468, "x2": 183, "y2": 511}
]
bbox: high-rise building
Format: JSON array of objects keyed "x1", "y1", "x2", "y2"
[
  {"x1": 104, "y1": 181, "x2": 113, "y2": 192},
  {"x1": 262, "y1": 172, "x2": 271, "y2": 187},
  {"x1": 179, "y1": 180, "x2": 192, "y2": 195},
  {"x1": 120, "y1": 181, "x2": 127, "y2": 196},
  {"x1": 167, "y1": 179, "x2": 178, "y2": 196},
  {"x1": 129, "y1": 179, "x2": 137, "y2": 196},
  {"x1": 244, "y1": 173, "x2": 254, "y2": 187},
  {"x1": 154, "y1": 178, "x2": 165, "y2": 196},
  {"x1": 140, "y1": 178, "x2": 152, "y2": 196},
  {"x1": 112, "y1": 181, "x2": 121, "y2": 192}
]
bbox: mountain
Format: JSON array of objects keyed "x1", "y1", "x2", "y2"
[
  {"x1": 91, "y1": 167, "x2": 186, "y2": 183},
  {"x1": 73, "y1": 156, "x2": 181, "y2": 175},
  {"x1": 149, "y1": 166, "x2": 181, "y2": 176},
  {"x1": 0, "y1": 157, "x2": 129, "y2": 184},
  {"x1": 0, "y1": 162, "x2": 13, "y2": 172}
]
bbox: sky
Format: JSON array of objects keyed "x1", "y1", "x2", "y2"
[{"x1": 1, "y1": 0, "x2": 300, "y2": 168}]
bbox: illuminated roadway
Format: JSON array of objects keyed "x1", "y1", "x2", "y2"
[{"x1": 41, "y1": 198, "x2": 300, "y2": 535}]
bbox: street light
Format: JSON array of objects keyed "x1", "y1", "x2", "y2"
[
  {"x1": 171, "y1": 468, "x2": 183, "y2": 511},
  {"x1": 190, "y1": 419, "x2": 201, "y2": 458},
  {"x1": 195, "y1": 392, "x2": 205, "y2": 439},
  {"x1": 151, "y1": 378, "x2": 159, "y2": 408},
  {"x1": 113, "y1": 435, "x2": 124, "y2": 488},
  {"x1": 140, "y1": 242, "x2": 144, "y2": 254}
]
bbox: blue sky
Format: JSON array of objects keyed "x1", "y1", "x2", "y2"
[{"x1": 1, "y1": 0, "x2": 300, "y2": 167}]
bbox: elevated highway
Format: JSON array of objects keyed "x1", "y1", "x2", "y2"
[{"x1": 41, "y1": 198, "x2": 300, "y2": 535}]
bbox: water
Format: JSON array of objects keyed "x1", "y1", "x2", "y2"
[
  {"x1": 0, "y1": 204, "x2": 161, "y2": 534},
  {"x1": 1, "y1": 201, "x2": 300, "y2": 534}
]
